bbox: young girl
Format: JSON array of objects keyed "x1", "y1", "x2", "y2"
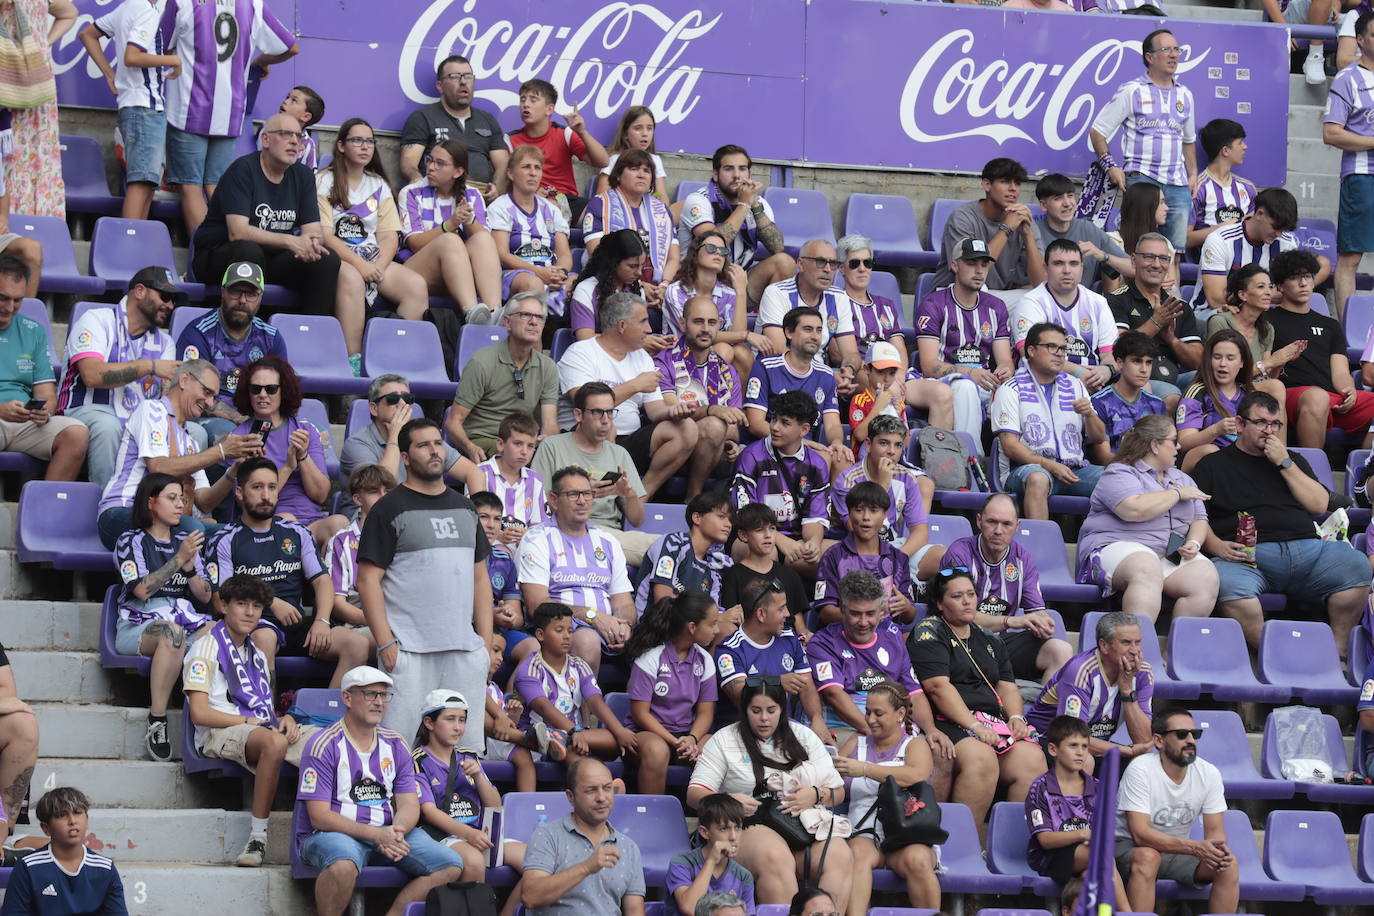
[
  {"x1": 1176, "y1": 329, "x2": 1257, "y2": 472},
  {"x1": 488, "y1": 146, "x2": 573, "y2": 320},
  {"x1": 413, "y1": 690, "x2": 525, "y2": 883},
  {"x1": 397, "y1": 139, "x2": 504, "y2": 323},
  {"x1": 833, "y1": 680, "x2": 941, "y2": 915},
  {"x1": 483, "y1": 633, "x2": 542, "y2": 792},
  {"x1": 317, "y1": 118, "x2": 428, "y2": 323},
  {"x1": 114, "y1": 473, "x2": 213, "y2": 761},
  {"x1": 593, "y1": 105, "x2": 669, "y2": 200},
  {"x1": 622, "y1": 590, "x2": 719, "y2": 795},
  {"x1": 663, "y1": 230, "x2": 763, "y2": 375}
]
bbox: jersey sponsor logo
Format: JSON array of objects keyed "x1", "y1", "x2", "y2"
[
  {"x1": 856, "y1": 667, "x2": 885, "y2": 691},
  {"x1": 654, "y1": 681, "x2": 670, "y2": 696},
  {"x1": 300, "y1": 766, "x2": 319, "y2": 793},
  {"x1": 815, "y1": 660, "x2": 834, "y2": 681},
  {"x1": 350, "y1": 776, "x2": 388, "y2": 806},
  {"x1": 120, "y1": 560, "x2": 139, "y2": 582},
  {"x1": 1065, "y1": 694, "x2": 1082, "y2": 718}
]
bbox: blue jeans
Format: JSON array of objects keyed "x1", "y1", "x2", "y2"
[
  {"x1": 1213, "y1": 538, "x2": 1370, "y2": 603},
  {"x1": 299, "y1": 826, "x2": 463, "y2": 876},
  {"x1": 64, "y1": 404, "x2": 123, "y2": 489},
  {"x1": 166, "y1": 126, "x2": 236, "y2": 187},
  {"x1": 1005, "y1": 462, "x2": 1105, "y2": 497},
  {"x1": 97, "y1": 506, "x2": 211, "y2": 551},
  {"x1": 1126, "y1": 172, "x2": 1191, "y2": 252}
]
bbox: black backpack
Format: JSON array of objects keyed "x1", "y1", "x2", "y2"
[{"x1": 425, "y1": 880, "x2": 498, "y2": 916}]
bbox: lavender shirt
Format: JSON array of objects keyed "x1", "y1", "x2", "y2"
[
  {"x1": 625, "y1": 643, "x2": 717, "y2": 733},
  {"x1": 228, "y1": 416, "x2": 329, "y2": 524},
  {"x1": 1075, "y1": 460, "x2": 1207, "y2": 584}
]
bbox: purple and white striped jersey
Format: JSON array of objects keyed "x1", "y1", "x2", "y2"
[
  {"x1": 477, "y1": 459, "x2": 549, "y2": 529},
  {"x1": 158, "y1": 0, "x2": 294, "y2": 137},
  {"x1": 939, "y1": 535, "x2": 1046, "y2": 614},
  {"x1": 1191, "y1": 171, "x2": 1256, "y2": 230},
  {"x1": 1091, "y1": 75, "x2": 1197, "y2": 187},
  {"x1": 758, "y1": 279, "x2": 854, "y2": 366},
  {"x1": 99, "y1": 398, "x2": 209, "y2": 513},
  {"x1": 57, "y1": 300, "x2": 175, "y2": 418},
  {"x1": 398, "y1": 179, "x2": 487, "y2": 248},
  {"x1": 1326, "y1": 63, "x2": 1374, "y2": 179},
  {"x1": 513, "y1": 651, "x2": 602, "y2": 731},
  {"x1": 662, "y1": 279, "x2": 738, "y2": 337},
  {"x1": 731, "y1": 438, "x2": 830, "y2": 537},
  {"x1": 848, "y1": 293, "x2": 904, "y2": 349},
  {"x1": 654, "y1": 338, "x2": 743, "y2": 410},
  {"x1": 990, "y1": 367, "x2": 1093, "y2": 484},
  {"x1": 516, "y1": 523, "x2": 631, "y2": 616},
  {"x1": 294, "y1": 721, "x2": 417, "y2": 854},
  {"x1": 914, "y1": 287, "x2": 1010, "y2": 370},
  {"x1": 324, "y1": 519, "x2": 361, "y2": 599},
  {"x1": 1195, "y1": 220, "x2": 1299, "y2": 305},
  {"x1": 1012, "y1": 284, "x2": 1118, "y2": 364},
  {"x1": 486, "y1": 193, "x2": 568, "y2": 266},
  {"x1": 744, "y1": 355, "x2": 839, "y2": 443}
]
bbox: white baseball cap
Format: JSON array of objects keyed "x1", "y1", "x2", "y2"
[
  {"x1": 341, "y1": 665, "x2": 394, "y2": 692},
  {"x1": 421, "y1": 688, "x2": 469, "y2": 717},
  {"x1": 865, "y1": 340, "x2": 902, "y2": 370}
]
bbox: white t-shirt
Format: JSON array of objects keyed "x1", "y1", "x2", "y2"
[
  {"x1": 688, "y1": 721, "x2": 843, "y2": 796},
  {"x1": 678, "y1": 190, "x2": 777, "y2": 269},
  {"x1": 600, "y1": 151, "x2": 668, "y2": 179},
  {"x1": 757, "y1": 278, "x2": 855, "y2": 367},
  {"x1": 95, "y1": 0, "x2": 167, "y2": 111},
  {"x1": 556, "y1": 338, "x2": 663, "y2": 434},
  {"x1": 1114, "y1": 751, "x2": 1227, "y2": 842}
]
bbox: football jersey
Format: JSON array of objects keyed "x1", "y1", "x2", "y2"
[
  {"x1": 0, "y1": 848, "x2": 125, "y2": 916},
  {"x1": 848, "y1": 292, "x2": 903, "y2": 349},
  {"x1": 1026, "y1": 647, "x2": 1155, "y2": 736},
  {"x1": 913, "y1": 286, "x2": 1010, "y2": 370},
  {"x1": 1175, "y1": 384, "x2": 1242, "y2": 448},
  {"x1": 513, "y1": 651, "x2": 602, "y2": 730},
  {"x1": 744, "y1": 355, "x2": 839, "y2": 443},
  {"x1": 294, "y1": 721, "x2": 417, "y2": 853},
  {"x1": 635, "y1": 530, "x2": 732, "y2": 609},
  {"x1": 1012, "y1": 284, "x2": 1119, "y2": 365},
  {"x1": 487, "y1": 193, "x2": 569, "y2": 266},
  {"x1": 477, "y1": 460, "x2": 549, "y2": 529},
  {"x1": 715, "y1": 628, "x2": 810, "y2": 687},
  {"x1": 990, "y1": 367, "x2": 1094, "y2": 483},
  {"x1": 1091, "y1": 74, "x2": 1196, "y2": 187},
  {"x1": 98, "y1": 397, "x2": 209, "y2": 513},
  {"x1": 204, "y1": 517, "x2": 324, "y2": 617},
  {"x1": 662, "y1": 279, "x2": 738, "y2": 337},
  {"x1": 731, "y1": 438, "x2": 830, "y2": 537},
  {"x1": 1091, "y1": 385, "x2": 1166, "y2": 449},
  {"x1": 807, "y1": 618, "x2": 922, "y2": 713},
  {"x1": 324, "y1": 518, "x2": 361, "y2": 599},
  {"x1": 757, "y1": 279, "x2": 854, "y2": 366},
  {"x1": 1191, "y1": 171, "x2": 1256, "y2": 230},
  {"x1": 678, "y1": 184, "x2": 776, "y2": 269},
  {"x1": 1195, "y1": 220, "x2": 1300, "y2": 305},
  {"x1": 397, "y1": 180, "x2": 488, "y2": 247},
  {"x1": 57, "y1": 299, "x2": 175, "y2": 417},
  {"x1": 94, "y1": 0, "x2": 168, "y2": 111},
  {"x1": 114, "y1": 528, "x2": 212, "y2": 630},
  {"x1": 626, "y1": 643, "x2": 716, "y2": 733},
  {"x1": 175, "y1": 311, "x2": 286, "y2": 405},
  {"x1": 515, "y1": 523, "x2": 631, "y2": 616},
  {"x1": 939, "y1": 535, "x2": 1046, "y2": 615},
  {"x1": 1326, "y1": 62, "x2": 1374, "y2": 179},
  {"x1": 811, "y1": 536, "x2": 916, "y2": 623},
  {"x1": 829, "y1": 460, "x2": 926, "y2": 545},
  {"x1": 413, "y1": 748, "x2": 484, "y2": 827},
  {"x1": 654, "y1": 337, "x2": 743, "y2": 411}
]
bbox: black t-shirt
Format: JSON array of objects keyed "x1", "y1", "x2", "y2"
[
  {"x1": 1267, "y1": 306, "x2": 1346, "y2": 391},
  {"x1": 719, "y1": 561, "x2": 809, "y2": 626},
  {"x1": 1191, "y1": 445, "x2": 1320, "y2": 543},
  {"x1": 194, "y1": 154, "x2": 321, "y2": 250},
  {"x1": 908, "y1": 615, "x2": 1014, "y2": 717},
  {"x1": 1106, "y1": 283, "x2": 1200, "y2": 384},
  {"x1": 399, "y1": 103, "x2": 504, "y2": 184}
]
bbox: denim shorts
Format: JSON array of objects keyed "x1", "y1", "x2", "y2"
[
  {"x1": 166, "y1": 125, "x2": 236, "y2": 187},
  {"x1": 1213, "y1": 538, "x2": 1370, "y2": 602},
  {"x1": 1126, "y1": 173, "x2": 1191, "y2": 252},
  {"x1": 299, "y1": 826, "x2": 463, "y2": 876},
  {"x1": 1005, "y1": 462, "x2": 1104, "y2": 497},
  {"x1": 1338, "y1": 174, "x2": 1374, "y2": 254},
  {"x1": 118, "y1": 106, "x2": 167, "y2": 185}
]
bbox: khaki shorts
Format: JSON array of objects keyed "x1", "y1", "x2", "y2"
[
  {"x1": 202, "y1": 722, "x2": 318, "y2": 773},
  {"x1": 0, "y1": 416, "x2": 84, "y2": 460}
]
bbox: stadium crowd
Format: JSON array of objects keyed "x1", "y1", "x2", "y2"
[{"x1": 0, "y1": 1, "x2": 1370, "y2": 914}]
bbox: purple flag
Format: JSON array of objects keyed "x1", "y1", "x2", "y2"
[{"x1": 1074, "y1": 746, "x2": 1120, "y2": 916}]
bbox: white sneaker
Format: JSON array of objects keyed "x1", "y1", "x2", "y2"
[
  {"x1": 466, "y1": 303, "x2": 494, "y2": 325},
  {"x1": 1305, "y1": 50, "x2": 1327, "y2": 85},
  {"x1": 236, "y1": 836, "x2": 266, "y2": 868}
]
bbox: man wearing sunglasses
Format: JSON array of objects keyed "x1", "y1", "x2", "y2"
[
  {"x1": 1191, "y1": 389, "x2": 1370, "y2": 649},
  {"x1": 1114, "y1": 707, "x2": 1238, "y2": 916},
  {"x1": 758, "y1": 240, "x2": 861, "y2": 391}
]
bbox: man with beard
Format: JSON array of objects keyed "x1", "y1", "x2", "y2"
[
  {"x1": 399, "y1": 55, "x2": 508, "y2": 191},
  {"x1": 57, "y1": 265, "x2": 182, "y2": 487},
  {"x1": 1114, "y1": 707, "x2": 1238, "y2": 915},
  {"x1": 357, "y1": 418, "x2": 493, "y2": 750},
  {"x1": 205, "y1": 457, "x2": 370, "y2": 686},
  {"x1": 177, "y1": 261, "x2": 288, "y2": 446}
]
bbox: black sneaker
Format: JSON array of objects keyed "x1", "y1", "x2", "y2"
[
  {"x1": 236, "y1": 836, "x2": 266, "y2": 867},
  {"x1": 145, "y1": 718, "x2": 171, "y2": 761}
]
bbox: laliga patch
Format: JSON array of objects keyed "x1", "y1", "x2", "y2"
[
  {"x1": 1362, "y1": 679, "x2": 1374, "y2": 703},
  {"x1": 119, "y1": 560, "x2": 139, "y2": 582},
  {"x1": 718, "y1": 654, "x2": 735, "y2": 675},
  {"x1": 300, "y1": 767, "x2": 319, "y2": 793},
  {"x1": 1064, "y1": 695, "x2": 1082, "y2": 718},
  {"x1": 746, "y1": 377, "x2": 761, "y2": 400},
  {"x1": 188, "y1": 658, "x2": 208, "y2": 682},
  {"x1": 815, "y1": 661, "x2": 834, "y2": 682},
  {"x1": 182, "y1": 345, "x2": 199, "y2": 361},
  {"x1": 1030, "y1": 809, "x2": 1044, "y2": 827},
  {"x1": 655, "y1": 555, "x2": 675, "y2": 580}
]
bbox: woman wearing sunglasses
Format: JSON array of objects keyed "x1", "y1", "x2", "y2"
[
  {"x1": 227, "y1": 356, "x2": 347, "y2": 547},
  {"x1": 908, "y1": 567, "x2": 1046, "y2": 844},
  {"x1": 663, "y1": 231, "x2": 767, "y2": 376},
  {"x1": 687, "y1": 677, "x2": 852, "y2": 911}
]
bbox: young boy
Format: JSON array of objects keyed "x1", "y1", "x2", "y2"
[
  {"x1": 847, "y1": 341, "x2": 909, "y2": 445},
  {"x1": 1025, "y1": 716, "x2": 1130, "y2": 905},
  {"x1": 718, "y1": 502, "x2": 811, "y2": 638},
  {"x1": 813, "y1": 483, "x2": 919, "y2": 627},
  {"x1": 831, "y1": 413, "x2": 936, "y2": 577},
  {"x1": 0, "y1": 788, "x2": 125, "y2": 915},
  {"x1": 183, "y1": 574, "x2": 318, "y2": 868},
  {"x1": 483, "y1": 634, "x2": 542, "y2": 792},
  {"x1": 513, "y1": 602, "x2": 635, "y2": 768},
  {"x1": 1090, "y1": 330, "x2": 1166, "y2": 459},
  {"x1": 637, "y1": 489, "x2": 734, "y2": 612},
  {"x1": 268, "y1": 86, "x2": 325, "y2": 170},
  {"x1": 468, "y1": 412, "x2": 549, "y2": 542},
  {"x1": 1188, "y1": 119, "x2": 1255, "y2": 251},
  {"x1": 78, "y1": 0, "x2": 182, "y2": 222},
  {"x1": 472, "y1": 490, "x2": 536, "y2": 667},
  {"x1": 325, "y1": 463, "x2": 395, "y2": 628},
  {"x1": 504, "y1": 78, "x2": 609, "y2": 218},
  {"x1": 665, "y1": 793, "x2": 756, "y2": 916}
]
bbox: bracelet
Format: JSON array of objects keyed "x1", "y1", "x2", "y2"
[
  {"x1": 1009, "y1": 714, "x2": 1028, "y2": 723},
  {"x1": 1098, "y1": 153, "x2": 1120, "y2": 172},
  {"x1": 378, "y1": 638, "x2": 400, "y2": 653},
  {"x1": 218, "y1": 443, "x2": 226, "y2": 461}
]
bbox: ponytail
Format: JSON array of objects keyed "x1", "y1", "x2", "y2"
[{"x1": 623, "y1": 589, "x2": 715, "y2": 661}]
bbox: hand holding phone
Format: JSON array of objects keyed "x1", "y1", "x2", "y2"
[{"x1": 249, "y1": 418, "x2": 272, "y2": 439}]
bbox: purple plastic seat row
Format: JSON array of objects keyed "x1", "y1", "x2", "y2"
[
  {"x1": 16, "y1": 481, "x2": 110, "y2": 570},
  {"x1": 362, "y1": 318, "x2": 454, "y2": 400},
  {"x1": 11, "y1": 214, "x2": 106, "y2": 296},
  {"x1": 625, "y1": 502, "x2": 685, "y2": 536},
  {"x1": 1168, "y1": 617, "x2": 1290, "y2": 703},
  {"x1": 453, "y1": 325, "x2": 508, "y2": 382},
  {"x1": 89, "y1": 217, "x2": 206, "y2": 300},
  {"x1": 267, "y1": 314, "x2": 369, "y2": 396},
  {"x1": 1257, "y1": 619, "x2": 1357, "y2": 704},
  {"x1": 1261, "y1": 711, "x2": 1374, "y2": 804},
  {"x1": 843, "y1": 193, "x2": 939, "y2": 269}
]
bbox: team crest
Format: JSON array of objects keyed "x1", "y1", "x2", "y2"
[
  {"x1": 1176, "y1": 97, "x2": 1186, "y2": 115},
  {"x1": 782, "y1": 654, "x2": 794, "y2": 671},
  {"x1": 1079, "y1": 318, "x2": 1090, "y2": 332},
  {"x1": 876, "y1": 647, "x2": 890, "y2": 666},
  {"x1": 281, "y1": 537, "x2": 297, "y2": 556},
  {"x1": 979, "y1": 320, "x2": 992, "y2": 338},
  {"x1": 1004, "y1": 563, "x2": 1019, "y2": 581},
  {"x1": 593, "y1": 545, "x2": 607, "y2": 563}
]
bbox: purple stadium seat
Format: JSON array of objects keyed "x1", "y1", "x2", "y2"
[
  {"x1": 169, "y1": 305, "x2": 212, "y2": 343},
  {"x1": 1257, "y1": 620, "x2": 1358, "y2": 704},
  {"x1": 364, "y1": 319, "x2": 453, "y2": 399},
  {"x1": 16, "y1": 481, "x2": 110, "y2": 569},
  {"x1": 1300, "y1": 216, "x2": 1337, "y2": 235},
  {"x1": 181, "y1": 702, "x2": 244, "y2": 777},
  {"x1": 97, "y1": 585, "x2": 147, "y2": 674},
  {"x1": 925, "y1": 513, "x2": 973, "y2": 546},
  {"x1": 604, "y1": 794, "x2": 690, "y2": 883},
  {"x1": 1189, "y1": 708, "x2": 1295, "y2": 799},
  {"x1": 868, "y1": 910, "x2": 940, "y2": 916},
  {"x1": 89, "y1": 217, "x2": 206, "y2": 300},
  {"x1": 298, "y1": 398, "x2": 340, "y2": 480},
  {"x1": 974, "y1": 910, "x2": 1051, "y2": 916},
  {"x1": 1288, "y1": 446, "x2": 1334, "y2": 490},
  {"x1": 267, "y1": 314, "x2": 368, "y2": 396},
  {"x1": 454, "y1": 325, "x2": 508, "y2": 381},
  {"x1": 19, "y1": 299, "x2": 60, "y2": 381},
  {"x1": 1351, "y1": 625, "x2": 1371, "y2": 688},
  {"x1": 289, "y1": 804, "x2": 406, "y2": 886},
  {"x1": 843, "y1": 193, "x2": 938, "y2": 268},
  {"x1": 909, "y1": 802, "x2": 1022, "y2": 895},
  {"x1": 927, "y1": 198, "x2": 963, "y2": 260},
  {"x1": 868, "y1": 268, "x2": 904, "y2": 311},
  {"x1": 1080, "y1": 611, "x2": 1199, "y2": 699},
  {"x1": 755, "y1": 908, "x2": 787, "y2": 916},
  {"x1": 1356, "y1": 812, "x2": 1374, "y2": 885},
  {"x1": 1261, "y1": 711, "x2": 1374, "y2": 804},
  {"x1": 986, "y1": 801, "x2": 1056, "y2": 895},
  {"x1": 1344, "y1": 294, "x2": 1374, "y2": 364},
  {"x1": 674, "y1": 180, "x2": 705, "y2": 203},
  {"x1": 1012, "y1": 518, "x2": 1100, "y2": 604},
  {"x1": 986, "y1": 438, "x2": 1090, "y2": 515},
  {"x1": 912, "y1": 272, "x2": 937, "y2": 325},
  {"x1": 290, "y1": 687, "x2": 343, "y2": 721},
  {"x1": 345, "y1": 398, "x2": 421, "y2": 442},
  {"x1": 68, "y1": 301, "x2": 111, "y2": 334},
  {"x1": 626, "y1": 502, "x2": 683, "y2": 535},
  {"x1": 1263, "y1": 810, "x2": 1374, "y2": 904},
  {"x1": 58, "y1": 135, "x2": 122, "y2": 217},
  {"x1": 762, "y1": 187, "x2": 836, "y2": 256},
  {"x1": 1168, "y1": 617, "x2": 1290, "y2": 703},
  {"x1": 11, "y1": 214, "x2": 106, "y2": 296},
  {"x1": 1208, "y1": 808, "x2": 1306, "y2": 902},
  {"x1": 604, "y1": 693, "x2": 692, "y2": 787},
  {"x1": 1296, "y1": 226, "x2": 1336, "y2": 272}
]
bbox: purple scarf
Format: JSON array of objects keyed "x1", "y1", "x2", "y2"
[
  {"x1": 211, "y1": 622, "x2": 276, "y2": 724},
  {"x1": 1075, "y1": 159, "x2": 1119, "y2": 228},
  {"x1": 602, "y1": 189, "x2": 674, "y2": 282}
]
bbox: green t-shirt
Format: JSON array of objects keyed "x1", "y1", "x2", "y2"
[{"x1": 0, "y1": 314, "x2": 53, "y2": 402}]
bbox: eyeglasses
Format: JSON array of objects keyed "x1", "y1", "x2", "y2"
[
  {"x1": 373, "y1": 391, "x2": 415, "y2": 406},
  {"x1": 937, "y1": 565, "x2": 971, "y2": 579},
  {"x1": 556, "y1": 489, "x2": 594, "y2": 501},
  {"x1": 511, "y1": 368, "x2": 526, "y2": 400},
  {"x1": 223, "y1": 286, "x2": 263, "y2": 301},
  {"x1": 1135, "y1": 252, "x2": 1172, "y2": 264},
  {"x1": 189, "y1": 375, "x2": 217, "y2": 398},
  {"x1": 422, "y1": 156, "x2": 454, "y2": 170},
  {"x1": 1148, "y1": 45, "x2": 1182, "y2": 56},
  {"x1": 1287, "y1": 273, "x2": 1315, "y2": 284},
  {"x1": 342, "y1": 136, "x2": 377, "y2": 147},
  {"x1": 1238, "y1": 415, "x2": 1282, "y2": 430},
  {"x1": 1161, "y1": 728, "x2": 1203, "y2": 740},
  {"x1": 583, "y1": 407, "x2": 619, "y2": 419},
  {"x1": 744, "y1": 675, "x2": 783, "y2": 688},
  {"x1": 846, "y1": 257, "x2": 875, "y2": 270},
  {"x1": 1032, "y1": 342, "x2": 1067, "y2": 354},
  {"x1": 248, "y1": 384, "x2": 280, "y2": 396},
  {"x1": 506, "y1": 310, "x2": 546, "y2": 323},
  {"x1": 801, "y1": 256, "x2": 842, "y2": 270},
  {"x1": 440, "y1": 72, "x2": 476, "y2": 83},
  {"x1": 700, "y1": 243, "x2": 729, "y2": 257},
  {"x1": 264, "y1": 129, "x2": 304, "y2": 141},
  {"x1": 353, "y1": 689, "x2": 395, "y2": 703},
  {"x1": 802, "y1": 910, "x2": 841, "y2": 916}
]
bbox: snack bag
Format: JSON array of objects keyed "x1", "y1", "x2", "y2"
[{"x1": 1235, "y1": 511, "x2": 1258, "y2": 566}]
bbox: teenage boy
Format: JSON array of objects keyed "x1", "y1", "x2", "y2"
[
  {"x1": 814, "y1": 484, "x2": 920, "y2": 628},
  {"x1": 666, "y1": 793, "x2": 757, "y2": 916},
  {"x1": 503, "y1": 78, "x2": 609, "y2": 217},
  {"x1": 0, "y1": 788, "x2": 126, "y2": 916},
  {"x1": 718, "y1": 503, "x2": 811, "y2": 636},
  {"x1": 1091, "y1": 331, "x2": 1167, "y2": 459},
  {"x1": 932, "y1": 157, "x2": 1046, "y2": 295},
  {"x1": 324, "y1": 464, "x2": 395, "y2": 628},
  {"x1": 1034, "y1": 174, "x2": 1133, "y2": 287},
  {"x1": 184, "y1": 573, "x2": 319, "y2": 868},
  {"x1": 263, "y1": 86, "x2": 325, "y2": 170},
  {"x1": 831, "y1": 414, "x2": 934, "y2": 579},
  {"x1": 640, "y1": 490, "x2": 734, "y2": 608},
  {"x1": 1188, "y1": 119, "x2": 1255, "y2": 250},
  {"x1": 472, "y1": 490, "x2": 537, "y2": 669},
  {"x1": 469, "y1": 412, "x2": 549, "y2": 539},
  {"x1": 1025, "y1": 716, "x2": 1131, "y2": 906},
  {"x1": 513, "y1": 601, "x2": 636, "y2": 769}
]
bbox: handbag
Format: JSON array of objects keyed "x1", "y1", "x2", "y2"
[
  {"x1": 744, "y1": 756, "x2": 813, "y2": 851},
  {"x1": 425, "y1": 880, "x2": 497, "y2": 916},
  {"x1": 853, "y1": 773, "x2": 948, "y2": 852},
  {"x1": 0, "y1": 2, "x2": 53, "y2": 110},
  {"x1": 415, "y1": 749, "x2": 474, "y2": 842}
]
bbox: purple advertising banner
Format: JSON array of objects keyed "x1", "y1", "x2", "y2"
[{"x1": 52, "y1": 0, "x2": 1288, "y2": 184}]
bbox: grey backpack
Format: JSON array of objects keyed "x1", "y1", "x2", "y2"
[{"x1": 917, "y1": 426, "x2": 968, "y2": 490}]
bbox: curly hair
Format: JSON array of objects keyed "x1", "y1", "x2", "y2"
[{"x1": 233, "y1": 355, "x2": 303, "y2": 419}]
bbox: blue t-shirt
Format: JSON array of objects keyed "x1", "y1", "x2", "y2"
[
  {"x1": 488, "y1": 543, "x2": 520, "y2": 600},
  {"x1": 1091, "y1": 385, "x2": 1166, "y2": 449},
  {"x1": 0, "y1": 313, "x2": 54, "y2": 402},
  {"x1": 715, "y1": 627, "x2": 811, "y2": 689},
  {"x1": 176, "y1": 312, "x2": 287, "y2": 404},
  {"x1": 0, "y1": 847, "x2": 127, "y2": 916}
]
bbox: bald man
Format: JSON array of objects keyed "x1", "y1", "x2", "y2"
[{"x1": 758, "y1": 239, "x2": 863, "y2": 397}]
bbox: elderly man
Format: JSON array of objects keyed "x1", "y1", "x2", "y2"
[
  {"x1": 398, "y1": 54, "x2": 508, "y2": 190},
  {"x1": 557, "y1": 290, "x2": 697, "y2": 499},
  {"x1": 1106, "y1": 232, "x2": 1201, "y2": 401},
  {"x1": 446, "y1": 289, "x2": 559, "y2": 462},
  {"x1": 523, "y1": 758, "x2": 646, "y2": 916}
]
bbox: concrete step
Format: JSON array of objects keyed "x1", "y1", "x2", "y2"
[
  {"x1": 1288, "y1": 169, "x2": 1343, "y2": 217},
  {"x1": 33, "y1": 757, "x2": 217, "y2": 809},
  {"x1": 8, "y1": 650, "x2": 114, "y2": 703},
  {"x1": 1288, "y1": 102, "x2": 1326, "y2": 142},
  {"x1": 1169, "y1": 1, "x2": 1264, "y2": 20},
  {"x1": 1290, "y1": 71, "x2": 1332, "y2": 109},
  {"x1": 0, "y1": 863, "x2": 314, "y2": 916},
  {"x1": 1289, "y1": 138, "x2": 1343, "y2": 172},
  {"x1": 33, "y1": 703, "x2": 181, "y2": 761},
  {"x1": 0, "y1": 600, "x2": 99, "y2": 651},
  {"x1": 81, "y1": 809, "x2": 295, "y2": 867}
]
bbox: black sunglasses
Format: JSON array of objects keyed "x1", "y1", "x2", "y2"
[
  {"x1": 745, "y1": 578, "x2": 785, "y2": 614},
  {"x1": 744, "y1": 675, "x2": 783, "y2": 689},
  {"x1": 936, "y1": 565, "x2": 971, "y2": 579},
  {"x1": 846, "y1": 257, "x2": 875, "y2": 270},
  {"x1": 248, "y1": 384, "x2": 280, "y2": 396},
  {"x1": 512, "y1": 368, "x2": 526, "y2": 400},
  {"x1": 373, "y1": 392, "x2": 415, "y2": 406},
  {"x1": 1161, "y1": 728, "x2": 1203, "y2": 740}
]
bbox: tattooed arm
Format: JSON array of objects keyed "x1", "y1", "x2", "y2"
[
  {"x1": 755, "y1": 208, "x2": 785, "y2": 256},
  {"x1": 75, "y1": 356, "x2": 180, "y2": 390},
  {"x1": 132, "y1": 530, "x2": 205, "y2": 601}
]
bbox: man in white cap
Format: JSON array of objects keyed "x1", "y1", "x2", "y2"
[{"x1": 295, "y1": 664, "x2": 464, "y2": 916}]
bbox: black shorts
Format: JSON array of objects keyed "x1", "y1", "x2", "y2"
[
  {"x1": 1001, "y1": 629, "x2": 1047, "y2": 681},
  {"x1": 1039, "y1": 841, "x2": 1084, "y2": 886},
  {"x1": 264, "y1": 614, "x2": 315, "y2": 655},
  {"x1": 620, "y1": 422, "x2": 658, "y2": 475}
]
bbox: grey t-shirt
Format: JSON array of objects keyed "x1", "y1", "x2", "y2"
[
  {"x1": 1035, "y1": 217, "x2": 1127, "y2": 287},
  {"x1": 338, "y1": 422, "x2": 464, "y2": 517},
  {"x1": 933, "y1": 200, "x2": 1034, "y2": 290},
  {"x1": 524, "y1": 816, "x2": 646, "y2": 916},
  {"x1": 399, "y1": 103, "x2": 505, "y2": 184},
  {"x1": 356, "y1": 485, "x2": 490, "y2": 652},
  {"x1": 530, "y1": 432, "x2": 646, "y2": 530}
]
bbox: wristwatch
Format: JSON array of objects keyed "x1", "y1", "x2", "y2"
[
  {"x1": 1120, "y1": 691, "x2": 1137, "y2": 703},
  {"x1": 997, "y1": 223, "x2": 1013, "y2": 238},
  {"x1": 584, "y1": 609, "x2": 599, "y2": 622},
  {"x1": 1277, "y1": 457, "x2": 1294, "y2": 470}
]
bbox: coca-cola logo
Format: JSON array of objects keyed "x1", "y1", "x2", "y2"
[
  {"x1": 400, "y1": 0, "x2": 721, "y2": 124},
  {"x1": 898, "y1": 30, "x2": 1208, "y2": 151}
]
